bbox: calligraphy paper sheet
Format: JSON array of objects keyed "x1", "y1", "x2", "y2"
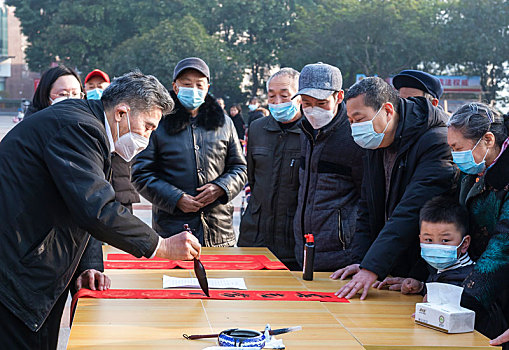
[{"x1": 163, "y1": 275, "x2": 247, "y2": 290}]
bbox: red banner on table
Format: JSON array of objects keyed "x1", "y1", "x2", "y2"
[
  {"x1": 71, "y1": 288, "x2": 349, "y2": 321},
  {"x1": 105, "y1": 254, "x2": 288, "y2": 270}
]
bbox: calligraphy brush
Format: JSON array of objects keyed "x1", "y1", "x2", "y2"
[
  {"x1": 184, "y1": 224, "x2": 210, "y2": 297},
  {"x1": 183, "y1": 326, "x2": 302, "y2": 340}
]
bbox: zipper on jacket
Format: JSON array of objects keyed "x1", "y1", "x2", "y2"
[
  {"x1": 300, "y1": 127, "x2": 315, "y2": 239},
  {"x1": 338, "y1": 209, "x2": 346, "y2": 250},
  {"x1": 385, "y1": 152, "x2": 406, "y2": 219},
  {"x1": 270, "y1": 133, "x2": 286, "y2": 248}
]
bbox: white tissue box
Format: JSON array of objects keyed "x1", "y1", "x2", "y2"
[{"x1": 415, "y1": 302, "x2": 475, "y2": 333}]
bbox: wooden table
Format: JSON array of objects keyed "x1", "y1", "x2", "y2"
[{"x1": 67, "y1": 247, "x2": 498, "y2": 349}]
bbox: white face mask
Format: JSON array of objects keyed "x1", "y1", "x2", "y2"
[
  {"x1": 50, "y1": 96, "x2": 70, "y2": 105},
  {"x1": 114, "y1": 112, "x2": 149, "y2": 162},
  {"x1": 303, "y1": 106, "x2": 335, "y2": 129}
]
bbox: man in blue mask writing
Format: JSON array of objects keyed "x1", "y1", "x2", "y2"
[
  {"x1": 132, "y1": 57, "x2": 247, "y2": 247},
  {"x1": 331, "y1": 77, "x2": 456, "y2": 300}
]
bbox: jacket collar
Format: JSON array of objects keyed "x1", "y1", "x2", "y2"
[
  {"x1": 163, "y1": 90, "x2": 225, "y2": 135},
  {"x1": 87, "y1": 99, "x2": 106, "y2": 124},
  {"x1": 486, "y1": 143, "x2": 509, "y2": 191},
  {"x1": 264, "y1": 114, "x2": 302, "y2": 134},
  {"x1": 390, "y1": 97, "x2": 448, "y2": 155},
  {"x1": 300, "y1": 101, "x2": 348, "y2": 141}
]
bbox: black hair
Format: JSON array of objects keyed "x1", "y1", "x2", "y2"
[
  {"x1": 249, "y1": 97, "x2": 259, "y2": 104},
  {"x1": 345, "y1": 77, "x2": 400, "y2": 111},
  {"x1": 419, "y1": 195, "x2": 469, "y2": 237},
  {"x1": 31, "y1": 65, "x2": 83, "y2": 112},
  {"x1": 447, "y1": 102, "x2": 509, "y2": 147}
]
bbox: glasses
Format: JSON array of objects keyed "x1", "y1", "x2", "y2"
[{"x1": 52, "y1": 90, "x2": 85, "y2": 99}]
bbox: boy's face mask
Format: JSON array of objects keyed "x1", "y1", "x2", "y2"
[{"x1": 420, "y1": 237, "x2": 466, "y2": 270}]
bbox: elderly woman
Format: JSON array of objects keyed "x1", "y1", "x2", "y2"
[{"x1": 447, "y1": 102, "x2": 509, "y2": 347}]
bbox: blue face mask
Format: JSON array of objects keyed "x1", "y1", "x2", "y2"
[
  {"x1": 177, "y1": 87, "x2": 206, "y2": 110},
  {"x1": 86, "y1": 88, "x2": 103, "y2": 100},
  {"x1": 420, "y1": 237, "x2": 465, "y2": 270},
  {"x1": 269, "y1": 101, "x2": 298, "y2": 123},
  {"x1": 451, "y1": 137, "x2": 488, "y2": 174},
  {"x1": 351, "y1": 104, "x2": 390, "y2": 149},
  {"x1": 248, "y1": 104, "x2": 258, "y2": 112}
]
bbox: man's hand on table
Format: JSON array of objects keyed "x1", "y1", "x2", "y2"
[
  {"x1": 334, "y1": 268, "x2": 378, "y2": 300},
  {"x1": 490, "y1": 328, "x2": 509, "y2": 346},
  {"x1": 373, "y1": 276, "x2": 406, "y2": 291},
  {"x1": 329, "y1": 263, "x2": 360, "y2": 280},
  {"x1": 76, "y1": 269, "x2": 111, "y2": 291},
  {"x1": 156, "y1": 231, "x2": 201, "y2": 260}
]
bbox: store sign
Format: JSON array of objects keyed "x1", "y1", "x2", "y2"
[{"x1": 436, "y1": 76, "x2": 481, "y2": 93}]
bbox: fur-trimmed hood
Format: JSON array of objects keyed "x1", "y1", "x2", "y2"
[{"x1": 163, "y1": 90, "x2": 225, "y2": 135}]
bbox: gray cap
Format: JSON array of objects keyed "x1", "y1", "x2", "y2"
[
  {"x1": 173, "y1": 57, "x2": 210, "y2": 81},
  {"x1": 292, "y1": 62, "x2": 342, "y2": 100}
]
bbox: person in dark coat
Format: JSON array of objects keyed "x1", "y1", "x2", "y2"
[
  {"x1": 238, "y1": 68, "x2": 302, "y2": 270},
  {"x1": 291, "y1": 63, "x2": 365, "y2": 271},
  {"x1": 229, "y1": 104, "x2": 245, "y2": 141},
  {"x1": 132, "y1": 57, "x2": 247, "y2": 247},
  {"x1": 246, "y1": 97, "x2": 266, "y2": 127},
  {"x1": 84, "y1": 69, "x2": 141, "y2": 213},
  {"x1": 392, "y1": 69, "x2": 443, "y2": 107},
  {"x1": 334, "y1": 77, "x2": 456, "y2": 300},
  {"x1": 25, "y1": 65, "x2": 110, "y2": 296},
  {"x1": 0, "y1": 71, "x2": 201, "y2": 349},
  {"x1": 446, "y1": 103, "x2": 509, "y2": 347}
]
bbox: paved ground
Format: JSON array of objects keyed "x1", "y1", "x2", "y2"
[
  {"x1": 1, "y1": 114, "x2": 244, "y2": 348},
  {"x1": 0, "y1": 114, "x2": 16, "y2": 140}
]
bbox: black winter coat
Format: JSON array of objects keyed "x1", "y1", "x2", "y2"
[
  {"x1": 247, "y1": 109, "x2": 265, "y2": 127},
  {"x1": 132, "y1": 91, "x2": 247, "y2": 246},
  {"x1": 230, "y1": 113, "x2": 245, "y2": 140},
  {"x1": 238, "y1": 116, "x2": 301, "y2": 267},
  {"x1": 351, "y1": 97, "x2": 456, "y2": 280},
  {"x1": 0, "y1": 99, "x2": 159, "y2": 331},
  {"x1": 294, "y1": 102, "x2": 365, "y2": 271}
]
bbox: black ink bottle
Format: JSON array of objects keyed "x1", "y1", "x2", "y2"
[{"x1": 303, "y1": 233, "x2": 315, "y2": 281}]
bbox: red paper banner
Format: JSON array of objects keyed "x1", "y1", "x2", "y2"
[
  {"x1": 71, "y1": 288, "x2": 349, "y2": 322},
  {"x1": 105, "y1": 254, "x2": 288, "y2": 270}
]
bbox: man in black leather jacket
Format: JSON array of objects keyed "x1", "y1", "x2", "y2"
[{"x1": 132, "y1": 57, "x2": 247, "y2": 247}]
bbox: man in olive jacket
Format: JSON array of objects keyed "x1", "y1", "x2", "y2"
[
  {"x1": 238, "y1": 68, "x2": 302, "y2": 269},
  {"x1": 132, "y1": 58, "x2": 247, "y2": 247},
  {"x1": 0, "y1": 72, "x2": 201, "y2": 349},
  {"x1": 333, "y1": 77, "x2": 456, "y2": 300}
]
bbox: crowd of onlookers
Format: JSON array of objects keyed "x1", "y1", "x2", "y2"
[{"x1": 0, "y1": 57, "x2": 507, "y2": 348}]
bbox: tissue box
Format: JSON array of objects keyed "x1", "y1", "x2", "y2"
[{"x1": 415, "y1": 302, "x2": 475, "y2": 333}]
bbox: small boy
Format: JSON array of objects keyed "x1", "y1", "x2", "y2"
[
  {"x1": 399, "y1": 195, "x2": 474, "y2": 295},
  {"x1": 376, "y1": 195, "x2": 474, "y2": 294},
  {"x1": 378, "y1": 195, "x2": 507, "y2": 348}
]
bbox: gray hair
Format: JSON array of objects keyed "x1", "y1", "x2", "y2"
[
  {"x1": 266, "y1": 67, "x2": 300, "y2": 93},
  {"x1": 447, "y1": 102, "x2": 509, "y2": 147},
  {"x1": 101, "y1": 70, "x2": 174, "y2": 116},
  {"x1": 345, "y1": 77, "x2": 399, "y2": 111}
]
